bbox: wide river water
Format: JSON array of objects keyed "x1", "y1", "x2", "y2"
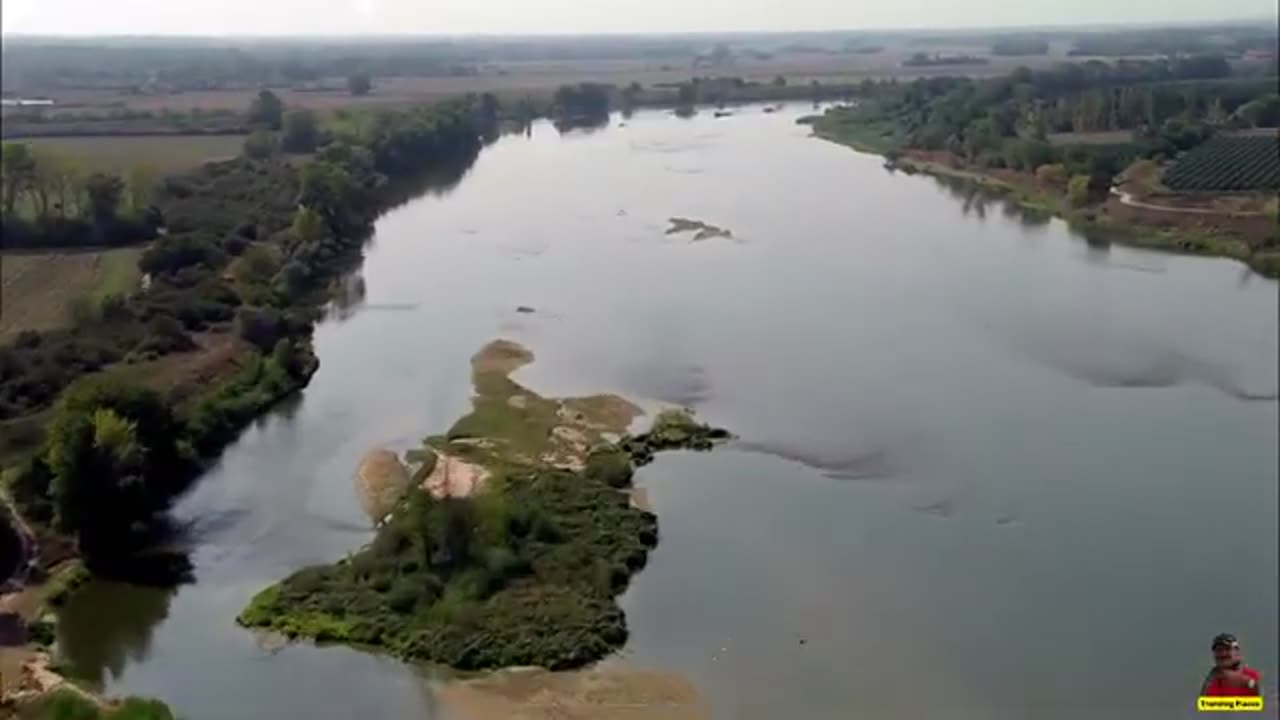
[{"x1": 57, "y1": 105, "x2": 1277, "y2": 720}]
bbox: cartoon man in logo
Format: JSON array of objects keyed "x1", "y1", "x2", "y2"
[{"x1": 1200, "y1": 633, "x2": 1262, "y2": 697}]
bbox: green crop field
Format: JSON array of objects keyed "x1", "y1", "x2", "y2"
[{"x1": 1163, "y1": 135, "x2": 1280, "y2": 192}]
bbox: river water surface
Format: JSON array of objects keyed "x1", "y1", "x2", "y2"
[{"x1": 57, "y1": 106, "x2": 1278, "y2": 720}]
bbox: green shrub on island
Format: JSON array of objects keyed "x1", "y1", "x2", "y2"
[
  {"x1": 240, "y1": 400, "x2": 728, "y2": 671},
  {"x1": 240, "y1": 465, "x2": 657, "y2": 670},
  {"x1": 18, "y1": 688, "x2": 176, "y2": 720},
  {"x1": 620, "y1": 409, "x2": 731, "y2": 466}
]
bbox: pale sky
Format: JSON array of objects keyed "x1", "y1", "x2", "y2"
[{"x1": 1, "y1": 0, "x2": 1275, "y2": 36}]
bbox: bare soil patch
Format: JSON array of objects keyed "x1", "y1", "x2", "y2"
[{"x1": 0, "y1": 247, "x2": 143, "y2": 341}]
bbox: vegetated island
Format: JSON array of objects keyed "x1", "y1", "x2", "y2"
[
  {"x1": 665, "y1": 217, "x2": 734, "y2": 242},
  {"x1": 804, "y1": 58, "x2": 1280, "y2": 277},
  {"x1": 238, "y1": 339, "x2": 730, "y2": 670}
]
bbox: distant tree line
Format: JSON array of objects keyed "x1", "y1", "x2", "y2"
[
  {"x1": 903, "y1": 53, "x2": 990, "y2": 68},
  {"x1": 830, "y1": 56, "x2": 1279, "y2": 195}
]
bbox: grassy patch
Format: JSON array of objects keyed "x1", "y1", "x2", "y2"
[
  {"x1": 240, "y1": 341, "x2": 728, "y2": 671},
  {"x1": 45, "y1": 562, "x2": 90, "y2": 608},
  {"x1": 809, "y1": 109, "x2": 904, "y2": 156},
  {"x1": 438, "y1": 340, "x2": 642, "y2": 470},
  {"x1": 21, "y1": 135, "x2": 247, "y2": 174}
]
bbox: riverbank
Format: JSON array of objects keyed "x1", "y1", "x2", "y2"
[
  {"x1": 437, "y1": 664, "x2": 712, "y2": 720},
  {"x1": 239, "y1": 339, "x2": 730, "y2": 672},
  {"x1": 0, "y1": 99, "x2": 496, "y2": 716},
  {"x1": 809, "y1": 116, "x2": 1280, "y2": 279}
]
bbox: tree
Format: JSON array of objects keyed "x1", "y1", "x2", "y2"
[
  {"x1": 1002, "y1": 139, "x2": 1056, "y2": 171},
  {"x1": 28, "y1": 148, "x2": 58, "y2": 221},
  {"x1": 243, "y1": 130, "x2": 278, "y2": 160},
  {"x1": 1067, "y1": 174, "x2": 1092, "y2": 207},
  {"x1": 234, "y1": 244, "x2": 281, "y2": 288},
  {"x1": 1234, "y1": 95, "x2": 1280, "y2": 128},
  {"x1": 676, "y1": 82, "x2": 697, "y2": 108},
  {"x1": 41, "y1": 379, "x2": 189, "y2": 556},
  {"x1": 125, "y1": 165, "x2": 157, "y2": 216},
  {"x1": 82, "y1": 172, "x2": 125, "y2": 225},
  {"x1": 271, "y1": 338, "x2": 302, "y2": 377},
  {"x1": 297, "y1": 162, "x2": 356, "y2": 231},
  {"x1": 28, "y1": 148, "x2": 83, "y2": 220},
  {"x1": 248, "y1": 90, "x2": 285, "y2": 130},
  {"x1": 1, "y1": 142, "x2": 36, "y2": 216},
  {"x1": 348, "y1": 73, "x2": 373, "y2": 97},
  {"x1": 281, "y1": 110, "x2": 319, "y2": 153},
  {"x1": 235, "y1": 307, "x2": 284, "y2": 352},
  {"x1": 291, "y1": 206, "x2": 329, "y2": 246},
  {"x1": 772, "y1": 75, "x2": 787, "y2": 87}
]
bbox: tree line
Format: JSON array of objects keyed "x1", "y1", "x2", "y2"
[
  {"x1": 0, "y1": 144, "x2": 160, "y2": 249},
  {"x1": 3, "y1": 94, "x2": 498, "y2": 573},
  {"x1": 835, "y1": 58, "x2": 1279, "y2": 198}
]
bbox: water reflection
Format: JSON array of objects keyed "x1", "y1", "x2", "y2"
[
  {"x1": 57, "y1": 581, "x2": 177, "y2": 690},
  {"x1": 554, "y1": 116, "x2": 611, "y2": 135},
  {"x1": 926, "y1": 173, "x2": 1051, "y2": 229}
]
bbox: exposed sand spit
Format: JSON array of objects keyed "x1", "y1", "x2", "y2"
[
  {"x1": 438, "y1": 665, "x2": 711, "y2": 720},
  {"x1": 422, "y1": 454, "x2": 490, "y2": 499},
  {"x1": 354, "y1": 449, "x2": 411, "y2": 522},
  {"x1": 472, "y1": 339, "x2": 535, "y2": 376}
]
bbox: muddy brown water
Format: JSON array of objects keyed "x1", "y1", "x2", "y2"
[{"x1": 55, "y1": 105, "x2": 1277, "y2": 720}]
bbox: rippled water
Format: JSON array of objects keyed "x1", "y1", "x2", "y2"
[{"x1": 57, "y1": 105, "x2": 1278, "y2": 720}]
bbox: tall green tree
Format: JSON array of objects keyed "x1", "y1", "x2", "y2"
[
  {"x1": 281, "y1": 110, "x2": 320, "y2": 153},
  {"x1": 82, "y1": 172, "x2": 125, "y2": 225},
  {"x1": 125, "y1": 165, "x2": 157, "y2": 216},
  {"x1": 1, "y1": 142, "x2": 36, "y2": 216},
  {"x1": 348, "y1": 73, "x2": 373, "y2": 96},
  {"x1": 297, "y1": 161, "x2": 357, "y2": 231},
  {"x1": 40, "y1": 379, "x2": 189, "y2": 556},
  {"x1": 249, "y1": 90, "x2": 285, "y2": 130}
]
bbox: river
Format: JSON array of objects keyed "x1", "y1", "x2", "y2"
[{"x1": 55, "y1": 105, "x2": 1278, "y2": 720}]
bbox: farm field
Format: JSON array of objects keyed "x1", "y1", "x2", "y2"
[
  {"x1": 17, "y1": 134, "x2": 246, "y2": 173},
  {"x1": 6, "y1": 51, "x2": 1072, "y2": 115},
  {"x1": 0, "y1": 247, "x2": 143, "y2": 341},
  {"x1": 1163, "y1": 134, "x2": 1280, "y2": 191}
]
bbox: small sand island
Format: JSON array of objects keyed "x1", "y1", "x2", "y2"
[
  {"x1": 239, "y1": 339, "x2": 730, "y2": 671},
  {"x1": 665, "y1": 217, "x2": 734, "y2": 242}
]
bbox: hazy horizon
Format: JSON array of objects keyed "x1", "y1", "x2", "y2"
[{"x1": 2, "y1": 0, "x2": 1276, "y2": 38}]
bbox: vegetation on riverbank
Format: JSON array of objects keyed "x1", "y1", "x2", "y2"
[
  {"x1": 14, "y1": 688, "x2": 176, "y2": 720},
  {"x1": 809, "y1": 59, "x2": 1280, "y2": 275},
  {"x1": 2, "y1": 96, "x2": 496, "y2": 589},
  {"x1": 239, "y1": 341, "x2": 730, "y2": 671}
]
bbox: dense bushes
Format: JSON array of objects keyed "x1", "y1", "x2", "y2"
[
  {"x1": 553, "y1": 83, "x2": 612, "y2": 127},
  {"x1": 186, "y1": 344, "x2": 316, "y2": 456},
  {"x1": 240, "y1": 404, "x2": 728, "y2": 670},
  {"x1": 11, "y1": 345, "x2": 316, "y2": 565},
  {"x1": 13, "y1": 380, "x2": 194, "y2": 564},
  {"x1": 240, "y1": 462, "x2": 658, "y2": 670},
  {"x1": 0, "y1": 214, "x2": 157, "y2": 250},
  {"x1": 820, "y1": 59, "x2": 1277, "y2": 195}
]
